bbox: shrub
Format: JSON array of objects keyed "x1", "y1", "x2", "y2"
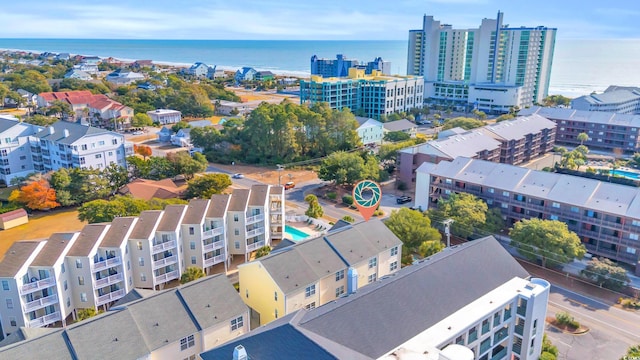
[
  {"x1": 326, "y1": 192, "x2": 337, "y2": 201},
  {"x1": 342, "y1": 215, "x2": 355, "y2": 223},
  {"x1": 555, "y1": 311, "x2": 579, "y2": 329},
  {"x1": 619, "y1": 297, "x2": 640, "y2": 309},
  {"x1": 397, "y1": 181, "x2": 407, "y2": 191},
  {"x1": 342, "y1": 195, "x2": 353, "y2": 206}
]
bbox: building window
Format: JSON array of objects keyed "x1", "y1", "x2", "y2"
[
  {"x1": 112, "y1": 139, "x2": 118, "y2": 145},
  {"x1": 234, "y1": 229, "x2": 240, "y2": 236},
  {"x1": 80, "y1": 293, "x2": 87, "y2": 302},
  {"x1": 6, "y1": 299, "x2": 13, "y2": 309},
  {"x1": 180, "y1": 334, "x2": 195, "y2": 351},
  {"x1": 78, "y1": 276, "x2": 84, "y2": 285},
  {"x1": 488, "y1": 188, "x2": 494, "y2": 193},
  {"x1": 1, "y1": 280, "x2": 8, "y2": 291},
  {"x1": 368, "y1": 273, "x2": 377, "y2": 283},
  {"x1": 336, "y1": 285, "x2": 345, "y2": 297},
  {"x1": 64, "y1": 280, "x2": 68, "y2": 291},
  {"x1": 368, "y1": 257, "x2": 377, "y2": 269},
  {"x1": 234, "y1": 214, "x2": 239, "y2": 222},
  {"x1": 390, "y1": 246, "x2": 398, "y2": 256},
  {"x1": 67, "y1": 298, "x2": 71, "y2": 307},
  {"x1": 305, "y1": 284, "x2": 316, "y2": 297},
  {"x1": 549, "y1": 215, "x2": 559, "y2": 220},
  {"x1": 191, "y1": 256, "x2": 196, "y2": 265},
  {"x1": 630, "y1": 233, "x2": 639, "y2": 241},
  {"x1": 305, "y1": 302, "x2": 316, "y2": 310},
  {"x1": 141, "y1": 274, "x2": 146, "y2": 282},
  {"x1": 274, "y1": 291, "x2": 278, "y2": 301},
  {"x1": 235, "y1": 241, "x2": 240, "y2": 249},
  {"x1": 632, "y1": 220, "x2": 640, "y2": 227},
  {"x1": 627, "y1": 247, "x2": 637, "y2": 254},
  {"x1": 138, "y1": 257, "x2": 144, "y2": 266},
  {"x1": 95, "y1": 154, "x2": 102, "y2": 159},
  {"x1": 502, "y1": 191, "x2": 509, "y2": 197},
  {"x1": 189, "y1": 227, "x2": 194, "y2": 235},
  {"x1": 246, "y1": 289, "x2": 249, "y2": 298},
  {"x1": 190, "y1": 241, "x2": 196, "y2": 250},
  {"x1": 61, "y1": 263, "x2": 65, "y2": 273},
  {"x1": 76, "y1": 259, "x2": 82, "y2": 268},
  {"x1": 9, "y1": 317, "x2": 17, "y2": 327},
  {"x1": 137, "y1": 241, "x2": 142, "y2": 250},
  {"x1": 390, "y1": 261, "x2": 398, "y2": 271},
  {"x1": 127, "y1": 261, "x2": 130, "y2": 270},
  {"x1": 230, "y1": 316, "x2": 244, "y2": 331},
  {"x1": 570, "y1": 206, "x2": 579, "y2": 213},
  {"x1": 335, "y1": 269, "x2": 344, "y2": 281}
]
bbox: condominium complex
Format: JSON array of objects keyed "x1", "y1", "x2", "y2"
[
  {"x1": 311, "y1": 54, "x2": 391, "y2": 77},
  {"x1": 415, "y1": 157, "x2": 640, "y2": 275},
  {"x1": 300, "y1": 68, "x2": 424, "y2": 120},
  {"x1": 520, "y1": 106, "x2": 640, "y2": 153},
  {"x1": 239, "y1": 220, "x2": 402, "y2": 326},
  {"x1": 408, "y1": 12, "x2": 556, "y2": 113},
  {"x1": 204, "y1": 237, "x2": 550, "y2": 360},
  {"x1": 0, "y1": 274, "x2": 250, "y2": 359},
  {"x1": 37, "y1": 91, "x2": 133, "y2": 129},
  {"x1": 0, "y1": 116, "x2": 130, "y2": 185},
  {"x1": 0, "y1": 185, "x2": 284, "y2": 336},
  {"x1": 397, "y1": 114, "x2": 556, "y2": 186},
  {"x1": 571, "y1": 86, "x2": 640, "y2": 115}
]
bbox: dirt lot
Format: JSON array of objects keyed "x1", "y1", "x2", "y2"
[
  {"x1": 212, "y1": 163, "x2": 318, "y2": 186},
  {"x1": 228, "y1": 87, "x2": 300, "y2": 104}
]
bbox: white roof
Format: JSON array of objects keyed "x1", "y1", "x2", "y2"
[
  {"x1": 148, "y1": 109, "x2": 181, "y2": 115},
  {"x1": 481, "y1": 114, "x2": 556, "y2": 141},
  {"x1": 574, "y1": 89, "x2": 640, "y2": 105},
  {"x1": 520, "y1": 106, "x2": 640, "y2": 127}
]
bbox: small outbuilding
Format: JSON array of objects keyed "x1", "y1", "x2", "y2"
[{"x1": 0, "y1": 209, "x2": 28, "y2": 230}]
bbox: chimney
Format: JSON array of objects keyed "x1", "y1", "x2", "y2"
[
  {"x1": 63, "y1": 129, "x2": 70, "y2": 138},
  {"x1": 232, "y1": 345, "x2": 247, "y2": 360},
  {"x1": 48, "y1": 126, "x2": 55, "y2": 135}
]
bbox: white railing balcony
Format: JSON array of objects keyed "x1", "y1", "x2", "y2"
[
  {"x1": 96, "y1": 288, "x2": 126, "y2": 306},
  {"x1": 204, "y1": 254, "x2": 226, "y2": 267},
  {"x1": 246, "y1": 241, "x2": 265, "y2": 252},
  {"x1": 152, "y1": 239, "x2": 177, "y2": 254},
  {"x1": 203, "y1": 240, "x2": 225, "y2": 252},
  {"x1": 28, "y1": 311, "x2": 61, "y2": 328},
  {"x1": 23, "y1": 294, "x2": 58, "y2": 312},
  {"x1": 93, "y1": 273, "x2": 124, "y2": 290},
  {"x1": 246, "y1": 227, "x2": 265, "y2": 238},
  {"x1": 202, "y1": 227, "x2": 224, "y2": 239},
  {"x1": 154, "y1": 270, "x2": 179, "y2": 284},
  {"x1": 91, "y1": 256, "x2": 121, "y2": 273},
  {"x1": 246, "y1": 213, "x2": 265, "y2": 224},
  {"x1": 20, "y1": 277, "x2": 56, "y2": 295},
  {"x1": 152, "y1": 255, "x2": 178, "y2": 270}
]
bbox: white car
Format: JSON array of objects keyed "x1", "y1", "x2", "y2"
[
  {"x1": 132, "y1": 131, "x2": 144, "y2": 135},
  {"x1": 232, "y1": 173, "x2": 244, "y2": 179}
]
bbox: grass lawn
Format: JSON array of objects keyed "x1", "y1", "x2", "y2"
[{"x1": 0, "y1": 208, "x2": 86, "y2": 257}]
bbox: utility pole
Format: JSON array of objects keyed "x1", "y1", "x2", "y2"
[
  {"x1": 442, "y1": 219, "x2": 454, "y2": 248},
  {"x1": 277, "y1": 164, "x2": 284, "y2": 187}
]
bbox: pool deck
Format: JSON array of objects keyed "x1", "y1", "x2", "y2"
[{"x1": 286, "y1": 221, "x2": 325, "y2": 240}]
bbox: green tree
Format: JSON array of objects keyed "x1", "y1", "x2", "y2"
[
  {"x1": 22, "y1": 114, "x2": 57, "y2": 126},
  {"x1": 185, "y1": 173, "x2": 232, "y2": 199},
  {"x1": 481, "y1": 207, "x2": 506, "y2": 233},
  {"x1": 577, "y1": 132, "x2": 589, "y2": 145},
  {"x1": 341, "y1": 215, "x2": 355, "y2": 223},
  {"x1": 429, "y1": 193, "x2": 488, "y2": 239},
  {"x1": 621, "y1": 345, "x2": 640, "y2": 360},
  {"x1": 131, "y1": 113, "x2": 153, "y2": 127},
  {"x1": 495, "y1": 113, "x2": 515, "y2": 122},
  {"x1": 318, "y1": 151, "x2": 377, "y2": 186},
  {"x1": 168, "y1": 151, "x2": 207, "y2": 180},
  {"x1": 103, "y1": 163, "x2": 129, "y2": 194},
  {"x1": 581, "y1": 257, "x2": 629, "y2": 291},
  {"x1": 472, "y1": 109, "x2": 487, "y2": 120},
  {"x1": 384, "y1": 208, "x2": 442, "y2": 253},
  {"x1": 383, "y1": 131, "x2": 411, "y2": 142},
  {"x1": 180, "y1": 266, "x2": 205, "y2": 284},
  {"x1": 304, "y1": 194, "x2": 324, "y2": 219},
  {"x1": 78, "y1": 199, "x2": 127, "y2": 223},
  {"x1": 255, "y1": 246, "x2": 272, "y2": 259},
  {"x1": 510, "y1": 218, "x2": 586, "y2": 268},
  {"x1": 541, "y1": 334, "x2": 558, "y2": 360},
  {"x1": 171, "y1": 121, "x2": 191, "y2": 133},
  {"x1": 46, "y1": 100, "x2": 74, "y2": 119},
  {"x1": 442, "y1": 117, "x2": 484, "y2": 130},
  {"x1": 543, "y1": 94, "x2": 572, "y2": 107},
  {"x1": 76, "y1": 308, "x2": 102, "y2": 321}
]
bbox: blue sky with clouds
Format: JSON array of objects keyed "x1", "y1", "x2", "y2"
[{"x1": 2, "y1": 0, "x2": 638, "y2": 40}]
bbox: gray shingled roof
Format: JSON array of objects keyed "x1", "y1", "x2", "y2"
[
  {"x1": 34, "y1": 121, "x2": 118, "y2": 145},
  {"x1": 519, "y1": 106, "x2": 640, "y2": 127},
  {"x1": 403, "y1": 130, "x2": 501, "y2": 159},
  {"x1": 326, "y1": 221, "x2": 402, "y2": 265},
  {"x1": 155, "y1": 204, "x2": 187, "y2": 231},
  {"x1": 0, "y1": 116, "x2": 20, "y2": 133},
  {"x1": 30, "y1": 232, "x2": 76, "y2": 267},
  {"x1": 67, "y1": 223, "x2": 109, "y2": 257},
  {"x1": 99, "y1": 217, "x2": 137, "y2": 248},
  {"x1": 248, "y1": 185, "x2": 269, "y2": 207},
  {"x1": 0, "y1": 329, "x2": 72, "y2": 360},
  {"x1": 0, "y1": 241, "x2": 43, "y2": 277},
  {"x1": 207, "y1": 194, "x2": 231, "y2": 218},
  {"x1": 228, "y1": 189, "x2": 250, "y2": 212},
  {"x1": 383, "y1": 119, "x2": 416, "y2": 132},
  {"x1": 481, "y1": 114, "x2": 556, "y2": 141},
  {"x1": 182, "y1": 199, "x2": 210, "y2": 224},
  {"x1": 129, "y1": 210, "x2": 163, "y2": 239}
]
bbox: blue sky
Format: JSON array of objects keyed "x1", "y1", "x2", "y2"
[{"x1": 2, "y1": 0, "x2": 638, "y2": 40}]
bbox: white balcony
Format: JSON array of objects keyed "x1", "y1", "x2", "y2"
[
  {"x1": 203, "y1": 240, "x2": 225, "y2": 253},
  {"x1": 270, "y1": 205, "x2": 283, "y2": 213},
  {"x1": 23, "y1": 294, "x2": 58, "y2": 312},
  {"x1": 152, "y1": 239, "x2": 177, "y2": 254},
  {"x1": 93, "y1": 273, "x2": 124, "y2": 290},
  {"x1": 246, "y1": 213, "x2": 264, "y2": 224},
  {"x1": 96, "y1": 288, "x2": 126, "y2": 306},
  {"x1": 28, "y1": 311, "x2": 61, "y2": 328},
  {"x1": 246, "y1": 241, "x2": 265, "y2": 252},
  {"x1": 154, "y1": 270, "x2": 179, "y2": 284},
  {"x1": 91, "y1": 256, "x2": 121, "y2": 273},
  {"x1": 246, "y1": 227, "x2": 265, "y2": 238},
  {"x1": 204, "y1": 254, "x2": 226, "y2": 267},
  {"x1": 20, "y1": 277, "x2": 56, "y2": 295},
  {"x1": 202, "y1": 227, "x2": 224, "y2": 239},
  {"x1": 152, "y1": 255, "x2": 178, "y2": 270}
]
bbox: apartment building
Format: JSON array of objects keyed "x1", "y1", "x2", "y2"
[
  {"x1": 571, "y1": 86, "x2": 640, "y2": 115},
  {"x1": 0, "y1": 115, "x2": 41, "y2": 185},
  {"x1": 238, "y1": 220, "x2": 402, "y2": 326},
  {"x1": 300, "y1": 68, "x2": 424, "y2": 120},
  {"x1": 415, "y1": 156, "x2": 640, "y2": 274},
  {"x1": 520, "y1": 106, "x2": 640, "y2": 153},
  {"x1": 408, "y1": 12, "x2": 556, "y2": 113},
  {"x1": 311, "y1": 54, "x2": 391, "y2": 77},
  {"x1": 397, "y1": 114, "x2": 555, "y2": 186},
  {"x1": 204, "y1": 237, "x2": 550, "y2": 360},
  {"x1": 0, "y1": 274, "x2": 249, "y2": 360}
]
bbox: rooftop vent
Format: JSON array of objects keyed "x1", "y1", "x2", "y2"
[{"x1": 233, "y1": 345, "x2": 248, "y2": 360}]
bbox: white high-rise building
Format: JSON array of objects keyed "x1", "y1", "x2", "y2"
[{"x1": 408, "y1": 12, "x2": 556, "y2": 113}]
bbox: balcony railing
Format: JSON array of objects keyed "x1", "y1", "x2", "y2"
[
  {"x1": 93, "y1": 273, "x2": 124, "y2": 289},
  {"x1": 246, "y1": 213, "x2": 265, "y2": 224},
  {"x1": 491, "y1": 347, "x2": 507, "y2": 360},
  {"x1": 96, "y1": 288, "x2": 126, "y2": 306},
  {"x1": 202, "y1": 227, "x2": 224, "y2": 239},
  {"x1": 29, "y1": 311, "x2": 61, "y2": 328},
  {"x1": 91, "y1": 256, "x2": 121, "y2": 273},
  {"x1": 154, "y1": 270, "x2": 179, "y2": 284},
  {"x1": 246, "y1": 241, "x2": 265, "y2": 252},
  {"x1": 517, "y1": 305, "x2": 527, "y2": 316},
  {"x1": 23, "y1": 294, "x2": 58, "y2": 312},
  {"x1": 246, "y1": 227, "x2": 265, "y2": 238},
  {"x1": 152, "y1": 239, "x2": 176, "y2": 254},
  {"x1": 203, "y1": 240, "x2": 225, "y2": 252},
  {"x1": 204, "y1": 254, "x2": 226, "y2": 267},
  {"x1": 152, "y1": 255, "x2": 178, "y2": 270},
  {"x1": 20, "y1": 277, "x2": 56, "y2": 295}
]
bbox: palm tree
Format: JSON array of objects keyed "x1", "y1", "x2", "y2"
[{"x1": 577, "y1": 132, "x2": 589, "y2": 145}]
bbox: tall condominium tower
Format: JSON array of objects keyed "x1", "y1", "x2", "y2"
[{"x1": 408, "y1": 12, "x2": 556, "y2": 113}]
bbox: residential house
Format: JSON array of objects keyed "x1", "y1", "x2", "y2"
[
  {"x1": 0, "y1": 274, "x2": 249, "y2": 359},
  {"x1": 355, "y1": 116, "x2": 384, "y2": 145},
  {"x1": 131, "y1": 60, "x2": 153, "y2": 70},
  {"x1": 414, "y1": 156, "x2": 640, "y2": 274},
  {"x1": 235, "y1": 67, "x2": 257, "y2": 82},
  {"x1": 16, "y1": 89, "x2": 37, "y2": 107},
  {"x1": 216, "y1": 100, "x2": 255, "y2": 116},
  {"x1": 238, "y1": 220, "x2": 402, "y2": 326},
  {"x1": 105, "y1": 70, "x2": 145, "y2": 85},
  {"x1": 0, "y1": 115, "x2": 41, "y2": 184},
  {"x1": 74, "y1": 56, "x2": 100, "y2": 74},
  {"x1": 55, "y1": 53, "x2": 70, "y2": 61},
  {"x1": 171, "y1": 128, "x2": 192, "y2": 147},
  {"x1": 37, "y1": 91, "x2": 133, "y2": 128},
  {"x1": 208, "y1": 67, "x2": 226, "y2": 79},
  {"x1": 383, "y1": 119, "x2": 417, "y2": 138},
  {"x1": 0, "y1": 209, "x2": 28, "y2": 230},
  {"x1": 186, "y1": 62, "x2": 211, "y2": 78},
  {"x1": 117, "y1": 178, "x2": 186, "y2": 200},
  {"x1": 137, "y1": 82, "x2": 157, "y2": 91},
  {"x1": 156, "y1": 126, "x2": 173, "y2": 142},
  {"x1": 203, "y1": 237, "x2": 550, "y2": 360},
  {"x1": 255, "y1": 71, "x2": 275, "y2": 82},
  {"x1": 147, "y1": 109, "x2": 182, "y2": 125},
  {"x1": 63, "y1": 70, "x2": 91, "y2": 81}
]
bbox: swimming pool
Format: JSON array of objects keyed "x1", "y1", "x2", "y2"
[
  {"x1": 285, "y1": 225, "x2": 310, "y2": 241},
  {"x1": 610, "y1": 169, "x2": 640, "y2": 180}
]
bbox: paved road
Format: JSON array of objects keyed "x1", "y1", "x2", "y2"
[{"x1": 544, "y1": 284, "x2": 640, "y2": 360}]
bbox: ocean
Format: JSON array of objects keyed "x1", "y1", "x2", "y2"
[{"x1": 0, "y1": 38, "x2": 638, "y2": 97}]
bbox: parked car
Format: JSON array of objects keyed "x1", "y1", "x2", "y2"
[
  {"x1": 396, "y1": 196, "x2": 412, "y2": 204},
  {"x1": 232, "y1": 173, "x2": 244, "y2": 179},
  {"x1": 132, "y1": 131, "x2": 144, "y2": 135},
  {"x1": 284, "y1": 182, "x2": 295, "y2": 190}
]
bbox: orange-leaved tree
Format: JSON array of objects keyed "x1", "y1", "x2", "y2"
[
  {"x1": 134, "y1": 144, "x2": 152, "y2": 159},
  {"x1": 9, "y1": 179, "x2": 60, "y2": 210}
]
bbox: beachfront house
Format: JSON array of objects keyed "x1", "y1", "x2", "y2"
[
  {"x1": 63, "y1": 69, "x2": 92, "y2": 81},
  {"x1": 147, "y1": 109, "x2": 181, "y2": 125},
  {"x1": 238, "y1": 220, "x2": 402, "y2": 326},
  {"x1": 186, "y1": 62, "x2": 211, "y2": 78},
  {"x1": 234, "y1": 67, "x2": 257, "y2": 83},
  {"x1": 105, "y1": 70, "x2": 145, "y2": 85},
  {"x1": 255, "y1": 71, "x2": 274, "y2": 82}
]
